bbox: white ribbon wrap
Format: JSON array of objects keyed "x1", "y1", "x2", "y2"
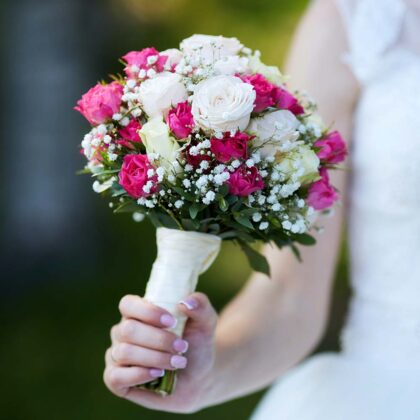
[{"x1": 144, "y1": 227, "x2": 221, "y2": 337}]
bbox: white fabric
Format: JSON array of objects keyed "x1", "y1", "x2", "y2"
[
  {"x1": 252, "y1": 1, "x2": 420, "y2": 418},
  {"x1": 144, "y1": 227, "x2": 221, "y2": 336}
]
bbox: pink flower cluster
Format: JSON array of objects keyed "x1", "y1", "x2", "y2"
[
  {"x1": 166, "y1": 101, "x2": 194, "y2": 139},
  {"x1": 307, "y1": 131, "x2": 347, "y2": 210},
  {"x1": 74, "y1": 82, "x2": 123, "y2": 125},
  {"x1": 123, "y1": 48, "x2": 168, "y2": 78},
  {"x1": 119, "y1": 154, "x2": 156, "y2": 199},
  {"x1": 242, "y1": 73, "x2": 304, "y2": 115}
]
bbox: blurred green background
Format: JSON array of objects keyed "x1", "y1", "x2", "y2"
[{"x1": 0, "y1": 0, "x2": 350, "y2": 419}]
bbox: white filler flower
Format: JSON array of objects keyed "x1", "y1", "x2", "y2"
[{"x1": 191, "y1": 75, "x2": 256, "y2": 133}]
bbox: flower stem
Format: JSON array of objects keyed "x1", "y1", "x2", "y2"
[{"x1": 137, "y1": 370, "x2": 177, "y2": 396}]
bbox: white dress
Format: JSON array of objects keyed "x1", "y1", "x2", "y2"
[{"x1": 252, "y1": 0, "x2": 420, "y2": 419}]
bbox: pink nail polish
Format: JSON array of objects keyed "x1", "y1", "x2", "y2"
[
  {"x1": 179, "y1": 297, "x2": 199, "y2": 310},
  {"x1": 173, "y1": 338, "x2": 189, "y2": 354},
  {"x1": 160, "y1": 314, "x2": 177, "y2": 328},
  {"x1": 149, "y1": 368, "x2": 165, "y2": 378},
  {"x1": 170, "y1": 355, "x2": 187, "y2": 369}
]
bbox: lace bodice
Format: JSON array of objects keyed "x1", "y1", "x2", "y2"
[{"x1": 337, "y1": 0, "x2": 420, "y2": 367}]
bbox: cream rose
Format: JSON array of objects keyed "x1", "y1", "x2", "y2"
[
  {"x1": 138, "y1": 72, "x2": 188, "y2": 118},
  {"x1": 180, "y1": 34, "x2": 243, "y2": 66},
  {"x1": 277, "y1": 144, "x2": 320, "y2": 185},
  {"x1": 248, "y1": 54, "x2": 284, "y2": 86},
  {"x1": 139, "y1": 117, "x2": 181, "y2": 170},
  {"x1": 191, "y1": 75, "x2": 256, "y2": 133},
  {"x1": 247, "y1": 110, "x2": 300, "y2": 158}
]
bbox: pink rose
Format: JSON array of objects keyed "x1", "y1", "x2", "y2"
[
  {"x1": 122, "y1": 48, "x2": 168, "y2": 78},
  {"x1": 228, "y1": 165, "x2": 264, "y2": 196},
  {"x1": 210, "y1": 132, "x2": 252, "y2": 163},
  {"x1": 117, "y1": 119, "x2": 142, "y2": 148},
  {"x1": 242, "y1": 73, "x2": 281, "y2": 112},
  {"x1": 118, "y1": 154, "x2": 157, "y2": 199},
  {"x1": 74, "y1": 82, "x2": 123, "y2": 125},
  {"x1": 166, "y1": 101, "x2": 194, "y2": 139},
  {"x1": 307, "y1": 168, "x2": 338, "y2": 210},
  {"x1": 314, "y1": 131, "x2": 347, "y2": 164},
  {"x1": 275, "y1": 88, "x2": 305, "y2": 115}
]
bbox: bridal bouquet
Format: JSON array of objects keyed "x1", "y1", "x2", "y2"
[{"x1": 75, "y1": 34, "x2": 346, "y2": 395}]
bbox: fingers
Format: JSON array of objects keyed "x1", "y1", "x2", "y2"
[
  {"x1": 178, "y1": 292, "x2": 218, "y2": 334},
  {"x1": 119, "y1": 295, "x2": 177, "y2": 329},
  {"x1": 113, "y1": 318, "x2": 189, "y2": 354},
  {"x1": 104, "y1": 364, "x2": 165, "y2": 397},
  {"x1": 110, "y1": 343, "x2": 188, "y2": 370}
]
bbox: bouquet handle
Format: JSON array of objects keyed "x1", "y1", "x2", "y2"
[{"x1": 139, "y1": 227, "x2": 221, "y2": 395}]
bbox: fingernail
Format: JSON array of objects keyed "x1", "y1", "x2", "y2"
[
  {"x1": 173, "y1": 338, "x2": 189, "y2": 354},
  {"x1": 160, "y1": 314, "x2": 177, "y2": 328},
  {"x1": 170, "y1": 355, "x2": 187, "y2": 369},
  {"x1": 149, "y1": 368, "x2": 165, "y2": 378},
  {"x1": 179, "y1": 297, "x2": 199, "y2": 310}
]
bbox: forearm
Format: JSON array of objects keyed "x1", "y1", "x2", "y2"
[{"x1": 201, "y1": 207, "x2": 345, "y2": 407}]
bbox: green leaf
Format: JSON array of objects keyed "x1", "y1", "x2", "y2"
[
  {"x1": 111, "y1": 189, "x2": 126, "y2": 197},
  {"x1": 290, "y1": 244, "x2": 302, "y2": 262},
  {"x1": 239, "y1": 241, "x2": 271, "y2": 276},
  {"x1": 189, "y1": 203, "x2": 201, "y2": 219},
  {"x1": 92, "y1": 169, "x2": 120, "y2": 177},
  {"x1": 172, "y1": 187, "x2": 194, "y2": 201},
  {"x1": 219, "y1": 197, "x2": 229, "y2": 212},
  {"x1": 181, "y1": 218, "x2": 200, "y2": 231},
  {"x1": 113, "y1": 201, "x2": 141, "y2": 214},
  {"x1": 226, "y1": 195, "x2": 238, "y2": 205},
  {"x1": 293, "y1": 233, "x2": 317, "y2": 246},
  {"x1": 233, "y1": 213, "x2": 254, "y2": 230},
  {"x1": 219, "y1": 230, "x2": 238, "y2": 240},
  {"x1": 207, "y1": 223, "x2": 221, "y2": 234},
  {"x1": 218, "y1": 184, "x2": 230, "y2": 197}
]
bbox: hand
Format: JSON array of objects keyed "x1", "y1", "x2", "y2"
[{"x1": 104, "y1": 292, "x2": 218, "y2": 413}]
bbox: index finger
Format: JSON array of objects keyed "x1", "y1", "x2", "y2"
[{"x1": 119, "y1": 295, "x2": 177, "y2": 329}]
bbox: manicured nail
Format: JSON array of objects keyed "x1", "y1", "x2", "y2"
[
  {"x1": 149, "y1": 368, "x2": 165, "y2": 378},
  {"x1": 173, "y1": 338, "x2": 189, "y2": 354},
  {"x1": 170, "y1": 355, "x2": 187, "y2": 369},
  {"x1": 179, "y1": 297, "x2": 199, "y2": 310},
  {"x1": 160, "y1": 314, "x2": 177, "y2": 328}
]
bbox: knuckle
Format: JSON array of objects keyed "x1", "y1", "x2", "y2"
[
  {"x1": 156, "y1": 331, "x2": 173, "y2": 350},
  {"x1": 119, "y1": 319, "x2": 136, "y2": 341},
  {"x1": 113, "y1": 343, "x2": 131, "y2": 363},
  {"x1": 105, "y1": 368, "x2": 120, "y2": 388}
]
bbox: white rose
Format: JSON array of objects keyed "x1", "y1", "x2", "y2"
[
  {"x1": 248, "y1": 110, "x2": 300, "y2": 158},
  {"x1": 180, "y1": 34, "x2": 243, "y2": 66},
  {"x1": 138, "y1": 72, "x2": 188, "y2": 118},
  {"x1": 139, "y1": 117, "x2": 180, "y2": 170},
  {"x1": 191, "y1": 75, "x2": 256, "y2": 133},
  {"x1": 277, "y1": 145, "x2": 320, "y2": 185},
  {"x1": 160, "y1": 48, "x2": 183, "y2": 69},
  {"x1": 248, "y1": 54, "x2": 284, "y2": 86},
  {"x1": 213, "y1": 55, "x2": 249, "y2": 75}
]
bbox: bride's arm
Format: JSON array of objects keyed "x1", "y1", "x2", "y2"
[{"x1": 204, "y1": 0, "x2": 359, "y2": 405}]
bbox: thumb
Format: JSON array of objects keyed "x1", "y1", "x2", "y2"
[{"x1": 178, "y1": 292, "x2": 218, "y2": 335}]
